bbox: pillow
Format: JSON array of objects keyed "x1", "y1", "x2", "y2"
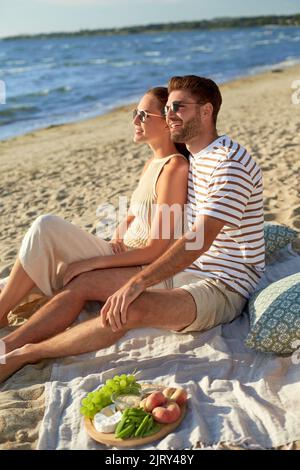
[
  {"x1": 245, "y1": 273, "x2": 300, "y2": 355},
  {"x1": 264, "y1": 223, "x2": 298, "y2": 259}
]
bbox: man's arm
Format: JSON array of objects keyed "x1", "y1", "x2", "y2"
[
  {"x1": 100, "y1": 215, "x2": 226, "y2": 331},
  {"x1": 131, "y1": 214, "x2": 225, "y2": 290}
]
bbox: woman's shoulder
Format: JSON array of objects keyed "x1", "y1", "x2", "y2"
[{"x1": 164, "y1": 153, "x2": 189, "y2": 171}]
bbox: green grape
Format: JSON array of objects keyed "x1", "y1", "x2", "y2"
[
  {"x1": 92, "y1": 395, "x2": 102, "y2": 405},
  {"x1": 102, "y1": 389, "x2": 111, "y2": 399},
  {"x1": 80, "y1": 372, "x2": 141, "y2": 418},
  {"x1": 120, "y1": 380, "x2": 127, "y2": 389}
]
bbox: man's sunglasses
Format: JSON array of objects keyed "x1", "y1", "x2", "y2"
[
  {"x1": 164, "y1": 101, "x2": 200, "y2": 115},
  {"x1": 132, "y1": 109, "x2": 164, "y2": 123}
]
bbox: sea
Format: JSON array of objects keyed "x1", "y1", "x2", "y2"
[{"x1": 0, "y1": 25, "x2": 300, "y2": 141}]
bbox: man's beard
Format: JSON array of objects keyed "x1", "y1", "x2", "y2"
[{"x1": 170, "y1": 115, "x2": 201, "y2": 143}]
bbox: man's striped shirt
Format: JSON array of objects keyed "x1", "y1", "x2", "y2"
[{"x1": 185, "y1": 134, "x2": 265, "y2": 299}]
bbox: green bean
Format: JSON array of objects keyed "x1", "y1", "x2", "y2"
[
  {"x1": 134, "y1": 414, "x2": 151, "y2": 437},
  {"x1": 141, "y1": 416, "x2": 154, "y2": 436},
  {"x1": 117, "y1": 423, "x2": 135, "y2": 439},
  {"x1": 115, "y1": 409, "x2": 130, "y2": 435}
]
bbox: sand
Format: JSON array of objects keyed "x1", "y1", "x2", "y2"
[{"x1": 0, "y1": 65, "x2": 299, "y2": 449}]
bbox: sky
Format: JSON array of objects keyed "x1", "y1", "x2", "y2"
[{"x1": 0, "y1": 0, "x2": 299, "y2": 38}]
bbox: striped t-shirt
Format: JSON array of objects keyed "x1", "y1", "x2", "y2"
[{"x1": 185, "y1": 134, "x2": 265, "y2": 299}]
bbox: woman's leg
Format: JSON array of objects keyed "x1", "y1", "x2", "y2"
[
  {"x1": 0, "y1": 259, "x2": 36, "y2": 327},
  {"x1": 0, "y1": 213, "x2": 114, "y2": 327},
  {"x1": 18, "y1": 214, "x2": 114, "y2": 296}
]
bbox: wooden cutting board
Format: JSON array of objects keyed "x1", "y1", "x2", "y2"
[{"x1": 84, "y1": 402, "x2": 187, "y2": 448}]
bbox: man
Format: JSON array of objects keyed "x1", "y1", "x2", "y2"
[{"x1": 1, "y1": 76, "x2": 265, "y2": 382}]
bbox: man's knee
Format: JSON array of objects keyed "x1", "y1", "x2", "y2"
[{"x1": 125, "y1": 301, "x2": 149, "y2": 330}]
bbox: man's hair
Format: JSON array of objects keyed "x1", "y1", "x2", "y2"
[{"x1": 168, "y1": 75, "x2": 222, "y2": 125}]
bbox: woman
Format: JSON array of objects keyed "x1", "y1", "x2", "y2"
[{"x1": 0, "y1": 87, "x2": 189, "y2": 328}]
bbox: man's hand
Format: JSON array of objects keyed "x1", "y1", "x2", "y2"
[{"x1": 100, "y1": 280, "x2": 145, "y2": 332}]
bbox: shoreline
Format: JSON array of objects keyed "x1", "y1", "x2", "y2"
[{"x1": 1, "y1": 59, "x2": 300, "y2": 143}]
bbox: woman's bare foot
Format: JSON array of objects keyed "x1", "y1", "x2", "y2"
[{"x1": 0, "y1": 344, "x2": 37, "y2": 384}]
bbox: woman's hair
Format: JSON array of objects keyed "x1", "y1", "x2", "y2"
[{"x1": 146, "y1": 86, "x2": 190, "y2": 159}]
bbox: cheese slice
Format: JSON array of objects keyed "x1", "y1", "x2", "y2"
[{"x1": 93, "y1": 410, "x2": 122, "y2": 433}]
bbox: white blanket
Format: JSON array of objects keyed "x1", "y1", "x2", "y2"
[{"x1": 37, "y1": 245, "x2": 300, "y2": 450}]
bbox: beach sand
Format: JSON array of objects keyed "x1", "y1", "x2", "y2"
[{"x1": 0, "y1": 65, "x2": 299, "y2": 449}]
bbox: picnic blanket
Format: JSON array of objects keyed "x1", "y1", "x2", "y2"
[{"x1": 35, "y1": 243, "x2": 300, "y2": 450}]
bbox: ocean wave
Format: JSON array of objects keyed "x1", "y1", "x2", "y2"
[
  {"x1": 148, "y1": 57, "x2": 176, "y2": 65},
  {"x1": 227, "y1": 44, "x2": 245, "y2": 50},
  {"x1": 110, "y1": 60, "x2": 136, "y2": 67},
  {"x1": 144, "y1": 51, "x2": 161, "y2": 57},
  {"x1": 0, "y1": 104, "x2": 40, "y2": 119},
  {"x1": 10, "y1": 85, "x2": 72, "y2": 102},
  {"x1": 62, "y1": 60, "x2": 90, "y2": 67},
  {"x1": 253, "y1": 39, "x2": 280, "y2": 46},
  {"x1": 55, "y1": 85, "x2": 72, "y2": 93},
  {"x1": 5, "y1": 59, "x2": 27, "y2": 65},
  {"x1": 190, "y1": 46, "x2": 213, "y2": 53},
  {"x1": 152, "y1": 37, "x2": 165, "y2": 43},
  {"x1": 249, "y1": 57, "x2": 300, "y2": 75},
  {"x1": 3, "y1": 63, "x2": 55, "y2": 74},
  {"x1": 88, "y1": 58, "x2": 108, "y2": 65},
  {"x1": 42, "y1": 57, "x2": 55, "y2": 63}
]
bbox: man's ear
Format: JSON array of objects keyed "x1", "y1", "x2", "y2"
[{"x1": 202, "y1": 102, "x2": 214, "y2": 121}]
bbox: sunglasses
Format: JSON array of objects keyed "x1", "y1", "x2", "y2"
[
  {"x1": 132, "y1": 109, "x2": 164, "y2": 123},
  {"x1": 164, "y1": 101, "x2": 200, "y2": 115}
]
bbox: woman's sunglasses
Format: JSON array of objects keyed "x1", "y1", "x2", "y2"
[{"x1": 133, "y1": 109, "x2": 164, "y2": 123}]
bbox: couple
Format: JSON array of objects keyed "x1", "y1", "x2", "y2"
[{"x1": 0, "y1": 75, "x2": 265, "y2": 383}]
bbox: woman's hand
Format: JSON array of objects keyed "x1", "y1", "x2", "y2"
[
  {"x1": 109, "y1": 239, "x2": 127, "y2": 254},
  {"x1": 100, "y1": 280, "x2": 145, "y2": 332},
  {"x1": 63, "y1": 260, "x2": 95, "y2": 287}
]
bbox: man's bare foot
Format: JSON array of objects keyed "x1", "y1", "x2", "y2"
[{"x1": 0, "y1": 344, "x2": 36, "y2": 384}]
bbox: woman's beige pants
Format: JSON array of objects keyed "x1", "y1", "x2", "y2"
[{"x1": 19, "y1": 214, "x2": 114, "y2": 297}]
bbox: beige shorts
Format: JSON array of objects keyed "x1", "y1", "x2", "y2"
[{"x1": 145, "y1": 270, "x2": 247, "y2": 334}]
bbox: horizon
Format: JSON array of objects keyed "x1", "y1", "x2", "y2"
[
  {"x1": 1, "y1": 12, "x2": 300, "y2": 40},
  {"x1": 1, "y1": 0, "x2": 300, "y2": 38}
]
